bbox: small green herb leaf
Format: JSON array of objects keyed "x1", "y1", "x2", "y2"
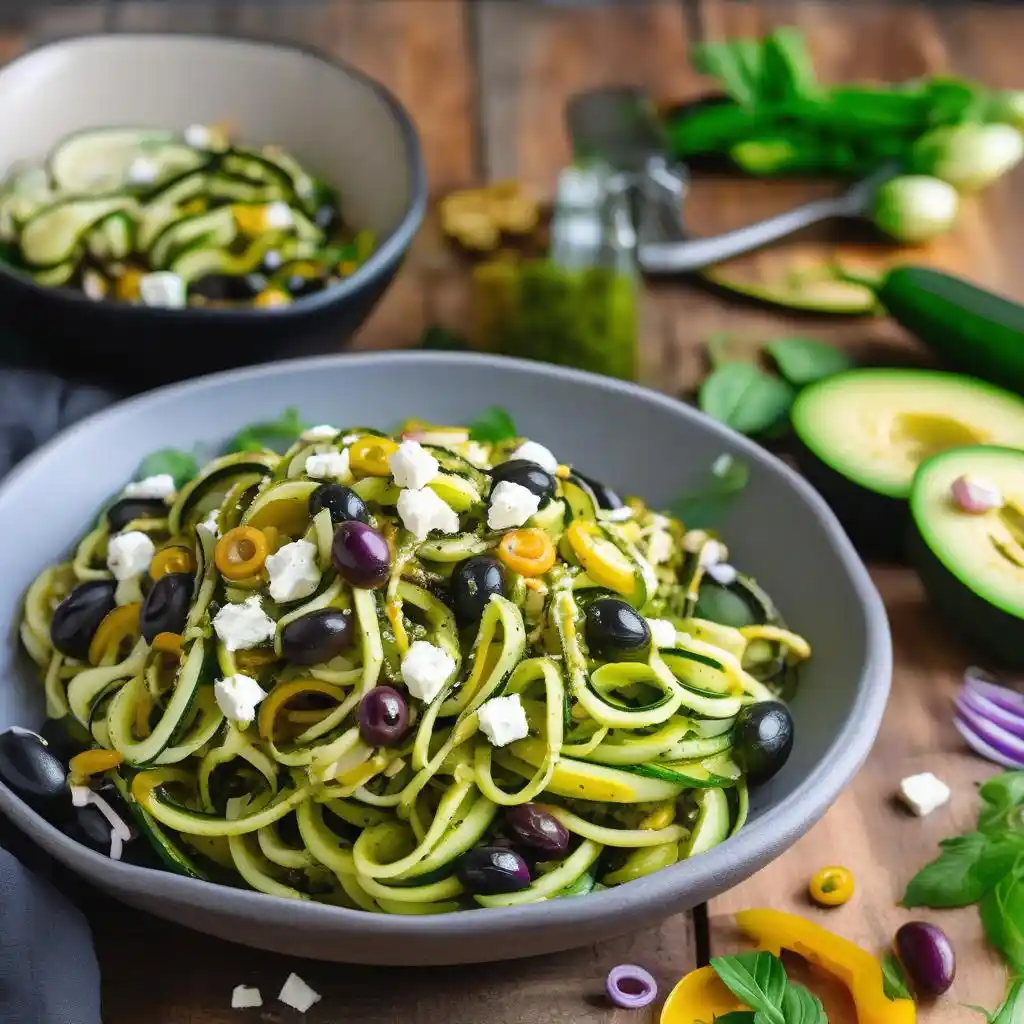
[
  {"x1": 466, "y1": 406, "x2": 517, "y2": 443},
  {"x1": 668, "y1": 454, "x2": 750, "y2": 530},
  {"x1": 780, "y1": 982, "x2": 827, "y2": 1024},
  {"x1": 692, "y1": 39, "x2": 762, "y2": 108},
  {"x1": 978, "y1": 771, "x2": 1024, "y2": 834},
  {"x1": 980, "y1": 856, "x2": 1024, "y2": 973},
  {"x1": 881, "y1": 952, "x2": 914, "y2": 1001},
  {"x1": 764, "y1": 337, "x2": 852, "y2": 387},
  {"x1": 699, "y1": 363, "x2": 795, "y2": 436},
  {"x1": 988, "y1": 979, "x2": 1024, "y2": 1024},
  {"x1": 710, "y1": 952, "x2": 787, "y2": 1024},
  {"x1": 225, "y1": 407, "x2": 307, "y2": 454},
  {"x1": 136, "y1": 448, "x2": 199, "y2": 488},
  {"x1": 714, "y1": 1014, "x2": 757, "y2": 1024},
  {"x1": 903, "y1": 831, "x2": 1024, "y2": 908}
]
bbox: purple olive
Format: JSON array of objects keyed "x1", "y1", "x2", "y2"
[
  {"x1": 504, "y1": 803, "x2": 570, "y2": 856},
  {"x1": 896, "y1": 921, "x2": 956, "y2": 997},
  {"x1": 331, "y1": 521, "x2": 391, "y2": 589},
  {"x1": 0, "y1": 730, "x2": 70, "y2": 819},
  {"x1": 280, "y1": 609, "x2": 354, "y2": 665},
  {"x1": 459, "y1": 846, "x2": 531, "y2": 895},
  {"x1": 358, "y1": 686, "x2": 410, "y2": 747},
  {"x1": 50, "y1": 580, "x2": 117, "y2": 660}
]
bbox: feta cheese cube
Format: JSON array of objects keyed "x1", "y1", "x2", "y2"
[
  {"x1": 264, "y1": 201, "x2": 294, "y2": 230},
  {"x1": 487, "y1": 480, "x2": 540, "y2": 531},
  {"x1": 278, "y1": 974, "x2": 321, "y2": 1014},
  {"x1": 106, "y1": 531, "x2": 155, "y2": 580},
  {"x1": 213, "y1": 596, "x2": 276, "y2": 651},
  {"x1": 699, "y1": 540, "x2": 726, "y2": 568},
  {"x1": 706, "y1": 562, "x2": 738, "y2": 586},
  {"x1": 401, "y1": 640, "x2": 455, "y2": 704},
  {"x1": 123, "y1": 473, "x2": 177, "y2": 501},
  {"x1": 305, "y1": 449, "x2": 351, "y2": 481},
  {"x1": 510, "y1": 440, "x2": 558, "y2": 474},
  {"x1": 198, "y1": 509, "x2": 221, "y2": 537},
  {"x1": 604, "y1": 506, "x2": 634, "y2": 522},
  {"x1": 230, "y1": 985, "x2": 263, "y2": 1009},
  {"x1": 184, "y1": 123, "x2": 213, "y2": 149},
  {"x1": 389, "y1": 440, "x2": 440, "y2": 490},
  {"x1": 214, "y1": 673, "x2": 267, "y2": 724},
  {"x1": 265, "y1": 539, "x2": 321, "y2": 603},
  {"x1": 898, "y1": 773, "x2": 951, "y2": 817},
  {"x1": 478, "y1": 693, "x2": 530, "y2": 748},
  {"x1": 139, "y1": 271, "x2": 186, "y2": 309},
  {"x1": 647, "y1": 528, "x2": 673, "y2": 566},
  {"x1": 301, "y1": 424, "x2": 340, "y2": 443},
  {"x1": 397, "y1": 488, "x2": 460, "y2": 541},
  {"x1": 647, "y1": 618, "x2": 677, "y2": 649},
  {"x1": 126, "y1": 156, "x2": 159, "y2": 184}
]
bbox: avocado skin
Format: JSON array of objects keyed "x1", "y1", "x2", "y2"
[
  {"x1": 792, "y1": 436, "x2": 908, "y2": 562},
  {"x1": 908, "y1": 523, "x2": 1024, "y2": 668}
]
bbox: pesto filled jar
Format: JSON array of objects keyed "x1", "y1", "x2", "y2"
[{"x1": 472, "y1": 164, "x2": 640, "y2": 381}]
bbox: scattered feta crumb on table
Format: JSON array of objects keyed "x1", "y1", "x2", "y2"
[
  {"x1": 230, "y1": 985, "x2": 263, "y2": 1009},
  {"x1": 278, "y1": 973, "x2": 322, "y2": 1013},
  {"x1": 898, "y1": 772, "x2": 951, "y2": 817}
]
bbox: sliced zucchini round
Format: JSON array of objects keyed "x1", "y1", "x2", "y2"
[
  {"x1": 21, "y1": 196, "x2": 136, "y2": 267},
  {"x1": 86, "y1": 211, "x2": 135, "y2": 262},
  {"x1": 169, "y1": 231, "x2": 288, "y2": 285},
  {"x1": 149, "y1": 206, "x2": 239, "y2": 270}
]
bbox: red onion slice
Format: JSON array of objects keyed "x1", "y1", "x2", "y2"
[
  {"x1": 963, "y1": 668, "x2": 1024, "y2": 715},
  {"x1": 954, "y1": 715, "x2": 1024, "y2": 770},
  {"x1": 606, "y1": 964, "x2": 658, "y2": 1009},
  {"x1": 955, "y1": 700, "x2": 1024, "y2": 763},
  {"x1": 958, "y1": 689, "x2": 1024, "y2": 740}
]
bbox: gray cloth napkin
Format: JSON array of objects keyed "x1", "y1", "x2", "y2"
[{"x1": 0, "y1": 366, "x2": 118, "y2": 1024}]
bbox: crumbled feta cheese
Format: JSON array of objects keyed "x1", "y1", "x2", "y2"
[
  {"x1": 711, "y1": 453, "x2": 735, "y2": 478},
  {"x1": 301, "y1": 424, "x2": 340, "y2": 443},
  {"x1": 682, "y1": 529, "x2": 709, "y2": 554},
  {"x1": 699, "y1": 540, "x2": 727, "y2": 568},
  {"x1": 647, "y1": 528, "x2": 673, "y2": 566},
  {"x1": 401, "y1": 640, "x2": 455, "y2": 704},
  {"x1": 184, "y1": 123, "x2": 213, "y2": 149},
  {"x1": 397, "y1": 488, "x2": 460, "y2": 541},
  {"x1": 212, "y1": 596, "x2": 276, "y2": 651},
  {"x1": 462, "y1": 441, "x2": 491, "y2": 468},
  {"x1": 389, "y1": 440, "x2": 440, "y2": 490},
  {"x1": 278, "y1": 974, "x2": 321, "y2": 1014},
  {"x1": 82, "y1": 270, "x2": 107, "y2": 301},
  {"x1": 305, "y1": 449, "x2": 351, "y2": 481},
  {"x1": 950, "y1": 474, "x2": 1003, "y2": 514},
  {"x1": 510, "y1": 440, "x2": 558, "y2": 474},
  {"x1": 214, "y1": 673, "x2": 267, "y2": 724},
  {"x1": 115, "y1": 576, "x2": 143, "y2": 607},
  {"x1": 264, "y1": 201, "x2": 294, "y2": 230},
  {"x1": 487, "y1": 480, "x2": 540, "y2": 531},
  {"x1": 706, "y1": 562, "x2": 738, "y2": 586},
  {"x1": 604, "y1": 506, "x2": 634, "y2": 522},
  {"x1": 477, "y1": 693, "x2": 530, "y2": 747},
  {"x1": 139, "y1": 271, "x2": 186, "y2": 309},
  {"x1": 123, "y1": 473, "x2": 177, "y2": 500},
  {"x1": 70, "y1": 786, "x2": 132, "y2": 859},
  {"x1": 230, "y1": 986, "x2": 263, "y2": 1009},
  {"x1": 265, "y1": 539, "x2": 321, "y2": 602},
  {"x1": 647, "y1": 618, "x2": 677, "y2": 649},
  {"x1": 107, "y1": 531, "x2": 155, "y2": 581},
  {"x1": 898, "y1": 772, "x2": 951, "y2": 817},
  {"x1": 198, "y1": 509, "x2": 221, "y2": 537},
  {"x1": 126, "y1": 156, "x2": 159, "y2": 184}
]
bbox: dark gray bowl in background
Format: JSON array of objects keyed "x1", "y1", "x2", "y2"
[
  {"x1": 0, "y1": 352, "x2": 892, "y2": 965},
  {"x1": 0, "y1": 34, "x2": 426, "y2": 388}
]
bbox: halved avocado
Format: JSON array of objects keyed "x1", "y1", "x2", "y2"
[
  {"x1": 791, "y1": 369, "x2": 1024, "y2": 558},
  {"x1": 909, "y1": 446, "x2": 1024, "y2": 667}
]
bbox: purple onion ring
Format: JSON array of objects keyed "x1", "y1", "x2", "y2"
[
  {"x1": 954, "y1": 715, "x2": 1024, "y2": 770},
  {"x1": 955, "y1": 699, "x2": 1024, "y2": 764},
  {"x1": 957, "y1": 689, "x2": 1024, "y2": 740},
  {"x1": 606, "y1": 964, "x2": 658, "y2": 1009},
  {"x1": 964, "y1": 668, "x2": 1024, "y2": 714}
]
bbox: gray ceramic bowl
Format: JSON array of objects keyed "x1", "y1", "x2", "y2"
[
  {"x1": 0, "y1": 34, "x2": 426, "y2": 388},
  {"x1": 0, "y1": 353, "x2": 891, "y2": 965}
]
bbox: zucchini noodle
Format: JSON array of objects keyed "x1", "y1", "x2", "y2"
[{"x1": 19, "y1": 419, "x2": 811, "y2": 912}]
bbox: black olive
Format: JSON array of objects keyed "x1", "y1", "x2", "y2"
[
  {"x1": 490, "y1": 460, "x2": 556, "y2": 504},
  {"x1": 571, "y1": 470, "x2": 624, "y2": 511},
  {"x1": 280, "y1": 609, "x2": 354, "y2": 665},
  {"x1": 731, "y1": 701, "x2": 794, "y2": 785},
  {"x1": 0, "y1": 730, "x2": 70, "y2": 818},
  {"x1": 50, "y1": 580, "x2": 117, "y2": 660},
  {"x1": 139, "y1": 572, "x2": 193, "y2": 643},
  {"x1": 451, "y1": 556, "x2": 505, "y2": 628},
  {"x1": 314, "y1": 204, "x2": 338, "y2": 232},
  {"x1": 458, "y1": 846, "x2": 531, "y2": 895},
  {"x1": 38, "y1": 717, "x2": 90, "y2": 764},
  {"x1": 584, "y1": 597, "x2": 651, "y2": 661},
  {"x1": 189, "y1": 274, "x2": 259, "y2": 303},
  {"x1": 261, "y1": 250, "x2": 284, "y2": 273},
  {"x1": 309, "y1": 483, "x2": 369, "y2": 525},
  {"x1": 106, "y1": 497, "x2": 168, "y2": 532},
  {"x1": 61, "y1": 804, "x2": 114, "y2": 856},
  {"x1": 286, "y1": 273, "x2": 327, "y2": 299}
]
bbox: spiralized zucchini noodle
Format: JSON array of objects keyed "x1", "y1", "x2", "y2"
[{"x1": 21, "y1": 421, "x2": 810, "y2": 912}]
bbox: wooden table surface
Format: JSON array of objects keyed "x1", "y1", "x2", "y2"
[{"x1": 6, "y1": 2, "x2": 1023, "y2": 1021}]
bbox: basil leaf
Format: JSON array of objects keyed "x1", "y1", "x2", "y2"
[
  {"x1": 668, "y1": 454, "x2": 749, "y2": 530},
  {"x1": 903, "y1": 832, "x2": 1024, "y2": 908},
  {"x1": 692, "y1": 40, "x2": 762, "y2": 108},
  {"x1": 715, "y1": 1014, "x2": 757, "y2": 1024},
  {"x1": 978, "y1": 771, "x2": 1024, "y2": 833},
  {"x1": 980, "y1": 857, "x2": 1024, "y2": 973},
  {"x1": 225, "y1": 407, "x2": 307, "y2": 454},
  {"x1": 989, "y1": 978, "x2": 1024, "y2": 1024},
  {"x1": 710, "y1": 952, "x2": 787, "y2": 1024},
  {"x1": 136, "y1": 448, "x2": 199, "y2": 489},
  {"x1": 699, "y1": 363, "x2": 795, "y2": 436},
  {"x1": 881, "y1": 952, "x2": 914, "y2": 1001},
  {"x1": 467, "y1": 406, "x2": 517, "y2": 443},
  {"x1": 760, "y1": 28, "x2": 818, "y2": 104},
  {"x1": 780, "y1": 982, "x2": 827, "y2": 1024},
  {"x1": 764, "y1": 337, "x2": 852, "y2": 387}
]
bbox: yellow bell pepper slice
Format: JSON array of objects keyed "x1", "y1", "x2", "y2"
[
  {"x1": 565, "y1": 520, "x2": 635, "y2": 596},
  {"x1": 349, "y1": 435, "x2": 399, "y2": 477},
  {"x1": 660, "y1": 965, "x2": 744, "y2": 1024},
  {"x1": 69, "y1": 748, "x2": 124, "y2": 782},
  {"x1": 258, "y1": 680, "x2": 347, "y2": 741},
  {"x1": 88, "y1": 603, "x2": 141, "y2": 665}
]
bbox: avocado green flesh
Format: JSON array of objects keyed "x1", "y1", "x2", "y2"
[
  {"x1": 911, "y1": 446, "x2": 1024, "y2": 620},
  {"x1": 791, "y1": 369, "x2": 1024, "y2": 500}
]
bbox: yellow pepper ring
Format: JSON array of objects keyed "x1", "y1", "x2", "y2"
[
  {"x1": 565, "y1": 520, "x2": 635, "y2": 595},
  {"x1": 150, "y1": 545, "x2": 196, "y2": 580},
  {"x1": 88, "y1": 603, "x2": 141, "y2": 666},
  {"x1": 69, "y1": 748, "x2": 124, "y2": 781},
  {"x1": 809, "y1": 865, "x2": 855, "y2": 907},
  {"x1": 660, "y1": 965, "x2": 744, "y2": 1024},
  {"x1": 258, "y1": 680, "x2": 348, "y2": 741},
  {"x1": 498, "y1": 528, "x2": 556, "y2": 577},
  {"x1": 349, "y1": 435, "x2": 399, "y2": 477},
  {"x1": 215, "y1": 526, "x2": 270, "y2": 581}
]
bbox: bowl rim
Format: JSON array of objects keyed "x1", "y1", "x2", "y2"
[
  {"x1": 0, "y1": 350, "x2": 892, "y2": 938},
  {"x1": 0, "y1": 32, "x2": 428, "y2": 319}
]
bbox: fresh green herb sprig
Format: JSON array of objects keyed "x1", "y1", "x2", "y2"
[
  {"x1": 709, "y1": 950, "x2": 828, "y2": 1024},
  {"x1": 225, "y1": 407, "x2": 308, "y2": 453},
  {"x1": 881, "y1": 953, "x2": 914, "y2": 1001},
  {"x1": 667, "y1": 452, "x2": 749, "y2": 529},
  {"x1": 466, "y1": 406, "x2": 518, "y2": 443}
]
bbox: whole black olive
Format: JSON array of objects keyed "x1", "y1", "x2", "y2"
[
  {"x1": 50, "y1": 580, "x2": 117, "y2": 660},
  {"x1": 61, "y1": 804, "x2": 114, "y2": 856},
  {"x1": 458, "y1": 846, "x2": 531, "y2": 895},
  {"x1": 731, "y1": 701, "x2": 794, "y2": 785},
  {"x1": 106, "y1": 497, "x2": 169, "y2": 532},
  {"x1": 314, "y1": 204, "x2": 338, "y2": 232},
  {"x1": 490, "y1": 460, "x2": 556, "y2": 504},
  {"x1": 189, "y1": 273, "x2": 258, "y2": 303},
  {"x1": 39, "y1": 717, "x2": 90, "y2": 764},
  {"x1": 0, "y1": 730, "x2": 70, "y2": 818},
  {"x1": 584, "y1": 597, "x2": 651, "y2": 661},
  {"x1": 286, "y1": 273, "x2": 327, "y2": 299},
  {"x1": 139, "y1": 572, "x2": 194, "y2": 643},
  {"x1": 309, "y1": 483, "x2": 369, "y2": 526},
  {"x1": 358, "y1": 686, "x2": 410, "y2": 747},
  {"x1": 451, "y1": 556, "x2": 504, "y2": 628},
  {"x1": 571, "y1": 470, "x2": 624, "y2": 511},
  {"x1": 280, "y1": 609, "x2": 354, "y2": 665},
  {"x1": 504, "y1": 804, "x2": 570, "y2": 856}
]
